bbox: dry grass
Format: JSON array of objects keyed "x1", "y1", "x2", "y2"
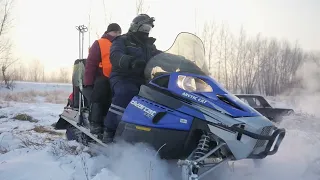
[
  {"x1": 18, "y1": 135, "x2": 47, "y2": 150},
  {"x1": 31, "y1": 125, "x2": 64, "y2": 136},
  {"x1": 0, "y1": 115, "x2": 7, "y2": 119},
  {"x1": 12, "y1": 113, "x2": 39, "y2": 123},
  {"x1": 49, "y1": 140, "x2": 88, "y2": 160},
  {"x1": 0, "y1": 90, "x2": 70, "y2": 104},
  {"x1": 0, "y1": 146, "x2": 9, "y2": 154},
  {"x1": 0, "y1": 134, "x2": 9, "y2": 154}
]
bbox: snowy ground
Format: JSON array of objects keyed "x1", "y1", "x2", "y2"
[{"x1": 0, "y1": 82, "x2": 319, "y2": 180}]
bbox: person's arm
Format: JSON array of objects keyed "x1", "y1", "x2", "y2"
[
  {"x1": 110, "y1": 36, "x2": 134, "y2": 69},
  {"x1": 151, "y1": 44, "x2": 162, "y2": 57},
  {"x1": 84, "y1": 40, "x2": 101, "y2": 86}
]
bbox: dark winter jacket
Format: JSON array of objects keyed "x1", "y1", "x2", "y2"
[
  {"x1": 109, "y1": 32, "x2": 162, "y2": 80},
  {"x1": 84, "y1": 32, "x2": 116, "y2": 86}
]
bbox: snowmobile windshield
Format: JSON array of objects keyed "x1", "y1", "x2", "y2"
[{"x1": 144, "y1": 32, "x2": 210, "y2": 81}]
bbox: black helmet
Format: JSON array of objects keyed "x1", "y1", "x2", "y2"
[{"x1": 129, "y1": 14, "x2": 155, "y2": 33}]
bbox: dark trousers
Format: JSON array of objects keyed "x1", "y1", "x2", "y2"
[
  {"x1": 83, "y1": 76, "x2": 112, "y2": 133},
  {"x1": 103, "y1": 77, "x2": 142, "y2": 131}
]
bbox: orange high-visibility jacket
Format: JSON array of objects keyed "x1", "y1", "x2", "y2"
[{"x1": 97, "y1": 38, "x2": 112, "y2": 77}]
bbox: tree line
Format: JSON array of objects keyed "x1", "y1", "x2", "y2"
[
  {"x1": 0, "y1": 0, "x2": 71, "y2": 88},
  {"x1": 1, "y1": 0, "x2": 319, "y2": 95},
  {"x1": 198, "y1": 22, "x2": 320, "y2": 96},
  {"x1": 7, "y1": 60, "x2": 71, "y2": 84}
]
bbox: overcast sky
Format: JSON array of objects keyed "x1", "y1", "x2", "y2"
[{"x1": 10, "y1": 0, "x2": 320, "y2": 72}]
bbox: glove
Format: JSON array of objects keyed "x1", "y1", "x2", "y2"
[{"x1": 130, "y1": 59, "x2": 146, "y2": 70}]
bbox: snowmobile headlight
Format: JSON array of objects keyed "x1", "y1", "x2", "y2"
[{"x1": 177, "y1": 75, "x2": 213, "y2": 92}]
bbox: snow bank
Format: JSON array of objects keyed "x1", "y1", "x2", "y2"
[
  {"x1": 0, "y1": 81, "x2": 72, "y2": 93},
  {"x1": 0, "y1": 97, "x2": 176, "y2": 180}
]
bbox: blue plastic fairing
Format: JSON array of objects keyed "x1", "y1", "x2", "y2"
[
  {"x1": 121, "y1": 96, "x2": 194, "y2": 131},
  {"x1": 149, "y1": 72, "x2": 262, "y2": 118}
]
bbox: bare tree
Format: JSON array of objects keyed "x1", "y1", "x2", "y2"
[
  {"x1": 101, "y1": 0, "x2": 112, "y2": 26},
  {"x1": 90, "y1": 0, "x2": 113, "y2": 42},
  {"x1": 47, "y1": 71, "x2": 58, "y2": 83},
  {"x1": 58, "y1": 67, "x2": 70, "y2": 83},
  {"x1": 16, "y1": 62, "x2": 26, "y2": 81},
  {"x1": 1, "y1": 52, "x2": 18, "y2": 88},
  {"x1": 0, "y1": 0, "x2": 15, "y2": 88},
  {"x1": 28, "y1": 59, "x2": 44, "y2": 82},
  {"x1": 136, "y1": 0, "x2": 149, "y2": 15},
  {"x1": 194, "y1": 18, "x2": 316, "y2": 96},
  {"x1": 200, "y1": 21, "x2": 218, "y2": 74}
]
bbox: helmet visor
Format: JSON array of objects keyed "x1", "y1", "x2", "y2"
[{"x1": 138, "y1": 24, "x2": 153, "y2": 33}]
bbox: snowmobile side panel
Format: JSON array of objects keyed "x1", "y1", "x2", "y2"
[
  {"x1": 138, "y1": 85, "x2": 245, "y2": 127},
  {"x1": 121, "y1": 96, "x2": 194, "y2": 131},
  {"x1": 115, "y1": 121, "x2": 189, "y2": 159},
  {"x1": 115, "y1": 116, "x2": 211, "y2": 159}
]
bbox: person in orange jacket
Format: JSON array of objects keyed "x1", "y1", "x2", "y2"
[{"x1": 82, "y1": 23, "x2": 122, "y2": 138}]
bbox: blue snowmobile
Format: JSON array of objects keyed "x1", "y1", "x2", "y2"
[{"x1": 56, "y1": 32, "x2": 286, "y2": 180}]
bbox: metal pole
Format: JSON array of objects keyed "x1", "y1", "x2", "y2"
[{"x1": 75, "y1": 25, "x2": 88, "y2": 125}]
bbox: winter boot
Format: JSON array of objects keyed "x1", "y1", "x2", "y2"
[
  {"x1": 102, "y1": 129, "x2": 115, "y2": 144},
  {"x1": 89, "y1": 103, "x2": 104, "y2": 139}
]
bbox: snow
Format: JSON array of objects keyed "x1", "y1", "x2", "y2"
[
  {"x1": 1, "y1": 81, "x2": 72, "y2": 92},
  {"x1": 1, "y1": 82, "x2": 320, "y2": 180}
]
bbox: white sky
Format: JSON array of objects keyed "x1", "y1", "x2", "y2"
[{"x1": 9, "y1": 0, "x2": 320, "y2": 72}]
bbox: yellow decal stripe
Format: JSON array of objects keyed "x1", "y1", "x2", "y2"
[{"x1": 135, "y1": 126, "x2": 151, "y2": 131}]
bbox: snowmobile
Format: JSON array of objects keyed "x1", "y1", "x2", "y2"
[{"x1": 56, "y1": 31, "x2": 286, "y2": 180}]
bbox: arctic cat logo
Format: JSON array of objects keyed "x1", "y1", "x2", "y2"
[
  {"x1": 130, "y1": 100, "x2": 157, "y2": 118},
  {"x1": 182, "y1": 92, "x2": 207, "y2": 104}
]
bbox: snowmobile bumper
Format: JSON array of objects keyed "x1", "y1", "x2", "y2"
[
  {"x1": 249, "y1": 127, "x2": 285, "y2": 159},
  {"x1": 229, "y1": 125, "x2": 286, "y2": 159}
]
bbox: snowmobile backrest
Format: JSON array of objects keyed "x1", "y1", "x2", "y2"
[{"x1": 72, "y1": 59, "x2": 86, "y2": 87}]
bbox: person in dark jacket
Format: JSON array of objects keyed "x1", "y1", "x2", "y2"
[
  {"x1": 102, "y1": 14, "x2": 162, "y2": 143},
  {"x1": 83, "y1": 23, "x2": 122, "y2": 138}
]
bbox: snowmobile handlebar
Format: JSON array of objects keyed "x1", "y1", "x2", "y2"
[{"x1": 228, "y1": 125, "x2": 286, "y2": 159}]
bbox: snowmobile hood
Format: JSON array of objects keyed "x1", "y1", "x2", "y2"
[
  {"x1": 197, "y1": 92, "x2": 263, "y2": 118},
  {"x1": 169, "y1": 73, "x2": 263, "y2": 118}
]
